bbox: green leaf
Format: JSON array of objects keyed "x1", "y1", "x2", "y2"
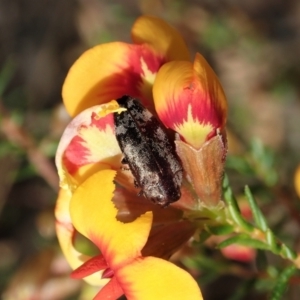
[
  {"x1": 223, "y1": 183, "x2": 254, "y2": 232},
  {"x1": 206, "y1": 224, "x2": 235, "y2": 235},
  {"x1": 265, "y1": 229, "x2": 279, "y2": 252},
  {"x1": 269, "y1": 265, "x2": 297, "y2": 300},
  {"x1": 217, "y1": 234, "x2": 271, "y2": 250},
  {"x1": 279, "y1": 244, "x2": 297, "y2": 260},
  {"x1": 244, "y1": 185, "x2": 268, "y2": 231}
]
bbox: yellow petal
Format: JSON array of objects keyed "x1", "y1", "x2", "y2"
[
  {"x1": 55, "y1": 188, "x2": 108, "y2": 287},
  {"x1": 63, "y1": 42, "x2": 127, "y2": 116},
  {"x1": 294, "y1": 165, "x2": 300, "y2": 199},
  {"x1": 63, "y1": 42, "x2": 164, "y2": 116},
  {"x1": 153, "y1": 53, "x2": 227, "y2": 149},
  {"x1": 70, "y1": 170, "x2": 153, "y2": 268},
  {"x1": 132, "y1": 15, "x2": 190, "y2": 62},
  {"x1": 117, "y1": 257, "x2": 203, "y2": 300}
]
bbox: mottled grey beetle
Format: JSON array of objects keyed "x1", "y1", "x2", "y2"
[{"x1": 113, "y1": 95, "x2": 183, "y2": 207}]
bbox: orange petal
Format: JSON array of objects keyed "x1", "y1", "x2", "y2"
[
  {"x1": 55, "y1": 102, "x2": 123, "y2": 191},
  {"x1": 132, "y1": 15, "x2": 190, "y2": 62},
  {"x1": 63, "y1": 42, "x2": 164, "y2": 116},
  {"x1": 70, "y1": 170, "x2": 153, "y2": 268},
  {"x1": 153, "y1": 53, "x2": 227, "y2": 149},
  {"x1": 116, "y1": 257, "x2": 203, "y2": 300},
  {"x1": 55, "y1": 188, "x2": 108, "y2": 286}
]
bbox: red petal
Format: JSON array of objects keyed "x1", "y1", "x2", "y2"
[
  {"x1": 94, "y1": 276, "x2": 123, "y2": 300},
  {"x1": 71, "y1": 254, "x2": 108, "y2": 279}
]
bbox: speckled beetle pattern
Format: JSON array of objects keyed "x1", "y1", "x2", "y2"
[{"x1": 114, "y1": 95, "x2": 183, "y2": 207}]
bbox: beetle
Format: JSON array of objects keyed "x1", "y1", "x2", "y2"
[{"x1": 113, "y1": 95, "x2": 183, "y2": 207}]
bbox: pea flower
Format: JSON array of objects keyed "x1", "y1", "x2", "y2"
[
  {"x1": 69, "y1": 169, "x2": 201, "y2": 299},
  {"x1": 55, "y1": 14, "x2": 227, "y2": 299}
]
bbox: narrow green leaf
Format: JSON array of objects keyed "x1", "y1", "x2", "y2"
[
  {"x1": 279, "y1": 244, "x2": 297, "y2": 260},
  {"x1": 269, "y1": 265, "x2": 297, "y2": 300},
  {"x1": 227, "y1": 203, "x2": 255, "y2": 232},
  {"x1": 218, "y1": 234, "x2": 271, "y2": 250},
  {"x1": 206, "y1": 224, "x2": 235, "y2": 235},
  {"x1": 223, "y1": 177, "x2": 240, "y2": 212},
  {"x1": 265, "y1": 229, "x2": 279, "y2": 253},
  {"x1": 222, "y1": 173, "x2": 230, "y2": 189},
  {"x1": 223, "y1": 179, "x2": 254, "y2": 232},
  {"x1": 244, "y1": 185, "x2": 268, "y2": 231}
]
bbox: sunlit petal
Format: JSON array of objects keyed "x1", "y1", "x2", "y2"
[
  {"x1": 55, "y1": 189, "x2": 108, "y2": 286},
  {"x1": 117, "y1": 257, "x2": 203, "y2": 300},
  {"x1": 153, "y1": 53, "x2": 227, "y2": 149},
  {"x1": 132, "y1": 15, "x2": 190, "y2": 62},
  {"x1": 70, "y1": 170, "x2": 153, "y2": 268},
  {"x1": 63, "y1": 42, "x2": 164, "y2": 116}
]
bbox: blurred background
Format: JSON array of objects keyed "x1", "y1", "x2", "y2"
[{"x1": 0, "y1": 0, "x2": 300, "y2": 299}]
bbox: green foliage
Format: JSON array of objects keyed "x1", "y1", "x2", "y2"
[
  {"x1": 226, "y1": 139, "x2": 278, "y2": 186},
  {"x1": 217, "y1": 234, "x2": 271, "y2": 251},
  {"x1": 194, "y1": 172, "x2": 299, "y2": 299},
  {"x1": 244, "y1": 185, "x2": 268, "y2": 231},
  {"x1": 183, "y1": 175, "x2": 299, "y2": 298},
  {"x1": 223, "y1": 176, "x2": 297, "y2": 260},
  {"x1": 270, "y1": 266, "x2": 297, "y2": 300},
  {"x1": 206, "y1": 224, "x2": 235, "y2": 235}
]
